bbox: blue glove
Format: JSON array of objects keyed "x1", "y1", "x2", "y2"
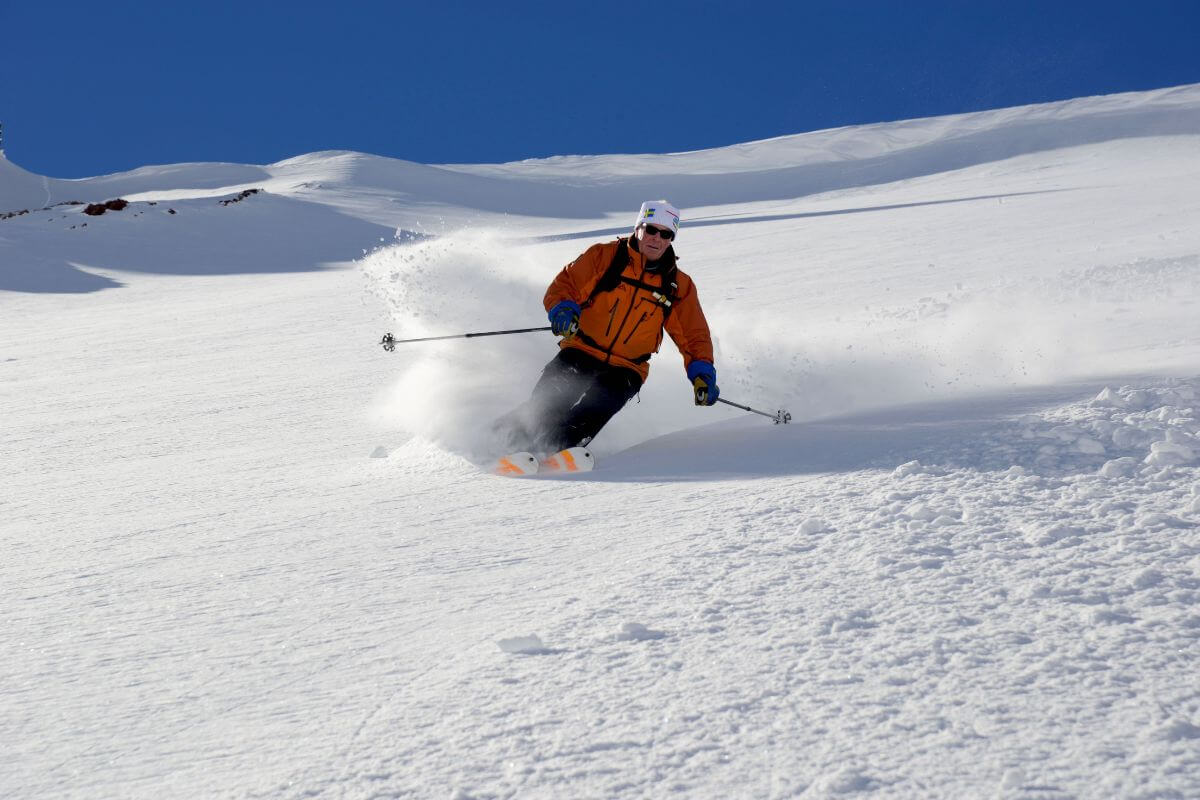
[
  {"x1": 687, "y1": 361, "x2": 719, "y2": 406},
  {"x1": 548, "y1": 300, "x2": 581, "y2": 337}
]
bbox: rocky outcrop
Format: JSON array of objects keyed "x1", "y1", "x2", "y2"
[
  {"x1": 218, "y1": 189, "x2": 260, "y2": 206},
  {"x1": 82, "y1": 199, "x2": 130, "y2": 216}
]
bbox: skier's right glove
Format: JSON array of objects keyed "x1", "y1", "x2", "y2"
[
  {"x1": 688, "y1": 360, "x2": 719, "y2": 406},
  {"x1": 548, "y1": 300, "x2": 581, "y2": 338}
]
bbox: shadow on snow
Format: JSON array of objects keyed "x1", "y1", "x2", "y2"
[
  {"x1": 527, "y1": 189, "x2": 1078, "y2": 244},
  {"x1": 0, "y1": 193, "x2": 400, "y2": 294},
  {"x1": 584, "y1": 378, "x2": 1164, "y2": 482}
]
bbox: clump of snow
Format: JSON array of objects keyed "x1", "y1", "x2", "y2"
[
  {"x1": 1025, "y1": 523, "x2": 1086, "y2": 547},
  {"x1": 370, "y1": 445, "x2": 389, "y2": 458},
  {"x1": 614, "y1": 622, "x2": 665, "y2": 642},
  {"x1": 811, "y1": 768, "x2": 878, "y2": 794},
  {"x1": 497, "y1": 634, "x2": 550, "y2": 655},
  {"x1": 1144, "y1": 719, "x2": 1200, "y2": 743},
  {"x1": 1134, "y1": 512, "x2": 1192, "y2": 530},
  {"x1": 798, "y1": 517, "x2": 832, "y2": 535},
  {"x1": 1112, "y1": 425, "x2": 1153, "y2": 449},
  {"x1": 1099, "y1": 457, "x2": 1138, "y2": 478},
  {"x1": 1144, "y1": 439, "x2": 1196, "y2": 467},
  {"x1": 903, "y1": 501, "x2": 938, "y2": 520},
  {"x1": 1131, "y1": 568, "x2": 1165, "y2": 590},
  {"x1": 1091, "y1": 386, "x2": 1124, "y2": 407},
  {"x1": 825, "y1": 609, "x2": 878, "y2": 634},
  {"x1": 893, "y1": 460, "x2": 924, "y2": 478},
  {"x1": 1000, "y1": 768, "x2": 1026, "y2": 790},
  {"x1": 1123, "y1": 389, "x2": 1157, "y2": 410}
]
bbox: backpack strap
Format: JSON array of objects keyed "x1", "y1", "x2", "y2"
[
  {"x1": 584, "y1": 238, "x2": 679, "y2": 320},
  {"x1": 584, "y1": 238, "x2": 631, "y2": 307}
]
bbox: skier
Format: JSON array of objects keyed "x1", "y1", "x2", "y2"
[{"x1": 495, "y1": 200, "x2": 719, "y2": 461}]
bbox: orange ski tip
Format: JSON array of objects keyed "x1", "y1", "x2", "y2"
[
  {"x1": 494, "y1": 457, "x2": 524, "y2": 475},
  {"x1": 541, "y1": 447, "x2": 593, "y2": 474},
  {"x1": 492, "y1": 451, "x2": 538, "y2": 476}
]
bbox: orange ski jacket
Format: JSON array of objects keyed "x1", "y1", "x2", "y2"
[{"x1": 543, "y1": 238, "x2": 714, "y2": 382}]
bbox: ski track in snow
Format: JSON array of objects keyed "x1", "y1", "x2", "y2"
[
  {"x1": 3, "y1": 86, "x2": 1200, "y2": 799},
  {"x1": 308, "y1": 382, "x2": 1200, "y2": 800}
]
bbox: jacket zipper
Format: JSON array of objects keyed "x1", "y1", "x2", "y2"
[
  {"x1": 604, "y1": 298, "x2": 620, "y2": 336},
  {"x1": 605, "y1": 274, "x2": 647, "y2": 362},
  {"x1": 622, "y1": 312, "x2": 649, "y2": 344}
]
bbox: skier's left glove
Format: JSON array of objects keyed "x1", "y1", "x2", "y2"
[
  {"x1": 688, "y1": 361, "x2": 719, "y2": 406},
  {"x1": 548, "y1": 300, "x2": 581, "y2": 338}
]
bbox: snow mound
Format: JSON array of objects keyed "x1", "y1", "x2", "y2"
[
  {"x1": 497, "y1": 634, "x2": 551, "y2": 655},
  {"x1": 614, "y1": 622, "x2": 666, "y2": 642}
]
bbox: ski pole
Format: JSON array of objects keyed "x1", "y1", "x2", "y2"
[
  {"x1": 380, "y1": 327, "x2": 551, "y2": 351},
  {"x1": 717, "y1": 397, "x2": 792, "y2": 425}
]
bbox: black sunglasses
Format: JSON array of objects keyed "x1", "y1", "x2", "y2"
[{"x1": 641, "y1": 224, "x2": 675, "y2": 241}]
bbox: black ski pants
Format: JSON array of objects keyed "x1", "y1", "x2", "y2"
[{"x1": 496, "y1": 347, "x2": 642, "y2": 454}]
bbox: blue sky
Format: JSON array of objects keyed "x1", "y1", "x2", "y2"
[{"x1": 2, "y1": 0, "x2": 1198, "y2": 178}]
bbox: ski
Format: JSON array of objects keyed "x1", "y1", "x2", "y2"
[
  {"x1": 540, "y1": 446, "x2": 595, "y2": 473},
  {"x1": 489, "y1": 447, "x2": 595, "y2": 477},
  {"x1": 491, "y1": 451, "x2": 539, "y2": 476}
]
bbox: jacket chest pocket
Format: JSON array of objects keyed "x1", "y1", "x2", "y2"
[
  {"x1": 622, "y1": 310, "x2": 649, "y2": 344},
  {"x1": 634, "y1": 295, "x2": 667, "y2": 321},
  {"x1": 602, "y1": 286, "x2": 645, "y2": 335},
  {"x1": 621, "y1": 297, "x2": 666, "y2": 345}
]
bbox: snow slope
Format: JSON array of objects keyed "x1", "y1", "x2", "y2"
[{"x1": 3, "y1": 85, "x2": 1200, "y2": 799}]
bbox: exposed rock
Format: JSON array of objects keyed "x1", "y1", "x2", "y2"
[
  {"x1": 218, "y1": 188, "x2": 261, "y2": 206},
  {"x1": 82, "y1": 198, "x2": 129, "y2": 216}
]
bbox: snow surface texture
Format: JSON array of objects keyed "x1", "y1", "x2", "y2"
[{"x1": 3, "y1": 85, "x2": 1200, "y2": 798}]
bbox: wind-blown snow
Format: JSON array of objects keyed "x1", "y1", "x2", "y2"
[{"x1": 3, "y1": 85, "x2": 1200, "y2": 799}]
